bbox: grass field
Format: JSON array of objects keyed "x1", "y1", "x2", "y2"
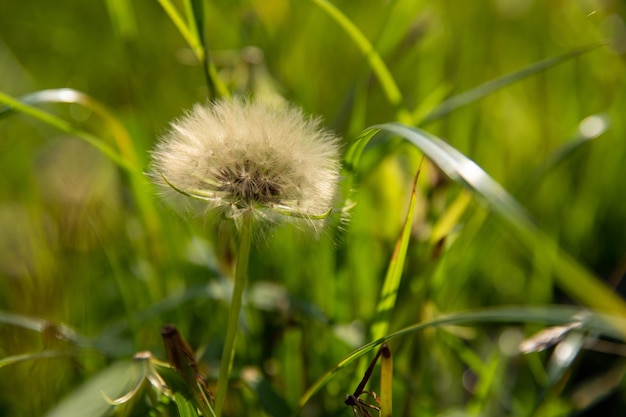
[{"x1": 2, "y1": 1, "x2": 626, "y2": 416}]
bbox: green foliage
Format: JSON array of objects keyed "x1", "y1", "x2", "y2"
[{"x1": 2, "y1": 1, "x2": 626, "y2": 416}]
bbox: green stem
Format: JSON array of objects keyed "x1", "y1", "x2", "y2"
[{"x1": 214, "y1": 217, "x2": 253, "y2": 416}]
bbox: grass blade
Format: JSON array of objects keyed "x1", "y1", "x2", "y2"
[
  {"x1": 0, "y1": 89, "x2": 165, "y2": 282},
  {"x1": 308, "y1": 0, "x2": 412, "y2": 124},
  {"x1": 420, "y1": 43, "x2": 604, "y2": 124},
  {"x1": 370, "y1": 123, "x2": 626, "y2": 333},
  {"x1": 174, "y1": 392, "x2": 201, "y2": 417},
  {"x1": 380, "y1": 345, "x2": 392, "y2": 417},
  {"x1": 370, "y1": 158, "x2": 424, "y2": 340},
  {"x1": 0, "y1": 351, "x2": 72, "y2": 368},
  {"x1": 294, "y1": 306, "x2": 625, "y2": 415},
  {"x1": 157, "y1": 0, "x2": 203, "y2": 59},
  {"x1": 0, "y1": 90, "x2": 132, "y2": 171},
  {"x1": 0, "y1": 88, "x2": 141, "y2": 166},
  {"x1": 187, "y1": 0, "x2": 229, "y2": 99},
  {"x1": 519, "y1": 114, "x2": 609, "y2": 197}
]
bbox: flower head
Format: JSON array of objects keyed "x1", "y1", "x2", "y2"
[{"x1": 150, "y1": 98, "x2": 341, "y2": 232}]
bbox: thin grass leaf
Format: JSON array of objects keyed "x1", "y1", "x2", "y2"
[
  {"x1": 420, "y1": 43, "x2": 605, "y2": 124},
  {"x1": 380, "y1": 345, "x2": 392, "y2": 417},
  {"x1": 370, "y1": 158, "x2": 423, "y2": 340},
  {"x1": 183, "y1": 0, "x2": 200, "y2": 45},
  {"x1": 519, "y1": 114, "x2": 608, "y2": 198},
  {"x1": 308, "y1": 0, "x2": 412, "y2": 124},
  {"x1": 174, "y1": 392, "x2": 200, "y2": 417},
  {"x1": 411, "y1": 83, "x2": 451, "y2": 125},
  {"x1": 0, "y1": 90, "x2": 132, "y2": 172},
  {"x1": 467, "y1": 354, "x2": 501, "y2": 415},
  {"x1": 187, "y1": 0, "x2": 229, "y2": 99},
  {"x1": 369, "y1": 123, "x2": 626, "y2": 333},
  {"x1": 341, "y1": 0, "x2": 407, "y2": 138},
  {"x1": 430, "y1": 190, "x2": 472, "y2": 244},
  {"x1": 157, "y1": 0, "x2": 203, "y2": 59},
  {"x1": 294, "y1": 306, "x2": 625, "y2": 416},
  {"x1": 1, "y1": 88, "x2": 141, "y2": 166},
  {"x1": 0, "y1": 88, "x2": 165, "y2": 273}
]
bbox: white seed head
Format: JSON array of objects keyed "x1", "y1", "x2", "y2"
[{"x1": 149, "y1": 98, "x2": 341, "y2": 232}]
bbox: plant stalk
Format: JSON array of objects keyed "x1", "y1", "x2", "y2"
[{"x1": 214, "y1": 216, "x2": 253, "y2": 416}]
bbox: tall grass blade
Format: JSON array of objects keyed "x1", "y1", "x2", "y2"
[
  {"x1": 187, "y1": 0, "x2": 229, "y2": 99},
  {"x1": 380, "y1": 345, "x2": 392, "y2": 417},
  {"x1": 370, "y1": 158, "x2": 423, "y2": 340},
  {"x1": 430, "y1": 190, "x2": 472, "y2": 244},
  {"x1": 370, "y1": 123, "x2": 626, "y2": 332}
]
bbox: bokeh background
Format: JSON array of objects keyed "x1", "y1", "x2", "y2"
[{"x1": 2, "y1": 0, "x2": 626, "y2": 416}]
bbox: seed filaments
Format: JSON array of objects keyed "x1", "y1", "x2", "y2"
[
  {"x1": 215, "y1": 159, "x2": 285, "y2": 207},
  {"x1": 150, "y1": 98, "x2": 341, "y2": 229}
]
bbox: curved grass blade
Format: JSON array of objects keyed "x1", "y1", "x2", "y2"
[
  {"x1": 0, "y1": 90, "x2": 133, "y2": 172},
  {"x1": 308, "y1": 0, "x2": 412, "y2": 124},
  {"x1": 370, "y1": 158, "x2": 424, "y2": 340},
  {"x1": 0, "y1": 88, "x2": 141, "y2": 167},
  {"x1": 293, "y1": 306, "x2": 625, "y2": 415},
  {"x1": 420, "y1": 43, "x2": 605, "y2": 124},
  {"x1": 0, "y1": 89, "x2": 165, "y2": 278},
  {"x1": 370, "y1": 123, "x2": 626, "y2": 332}
]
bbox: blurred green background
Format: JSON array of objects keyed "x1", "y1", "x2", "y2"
[{"x1": 2, "y1": 0, "x2": 626, "y2": 416}]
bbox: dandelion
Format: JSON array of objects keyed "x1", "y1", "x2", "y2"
[
  {"x1": 150, "y1": 97, "x2": 341, "y2": 233},
  {"x1": 149, "y1": 97, "x2": 341, "y2": 417}
]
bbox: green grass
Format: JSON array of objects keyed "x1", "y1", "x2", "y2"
[{"x1": 2, "y1": 1, "x2": 626, "y2": 416}]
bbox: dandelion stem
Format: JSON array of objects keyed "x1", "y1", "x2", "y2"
[{"x1": 214, "y1": 215, "x2": 254, "y2": 417}]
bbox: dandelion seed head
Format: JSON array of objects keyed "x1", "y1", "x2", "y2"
[{"x1": 150, "y1": 98, "x2": 341, "y2": 233}]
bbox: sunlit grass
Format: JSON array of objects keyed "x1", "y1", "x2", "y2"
[{"x1": 1, "y1": 1, "x2": 626, "y2": 416}]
